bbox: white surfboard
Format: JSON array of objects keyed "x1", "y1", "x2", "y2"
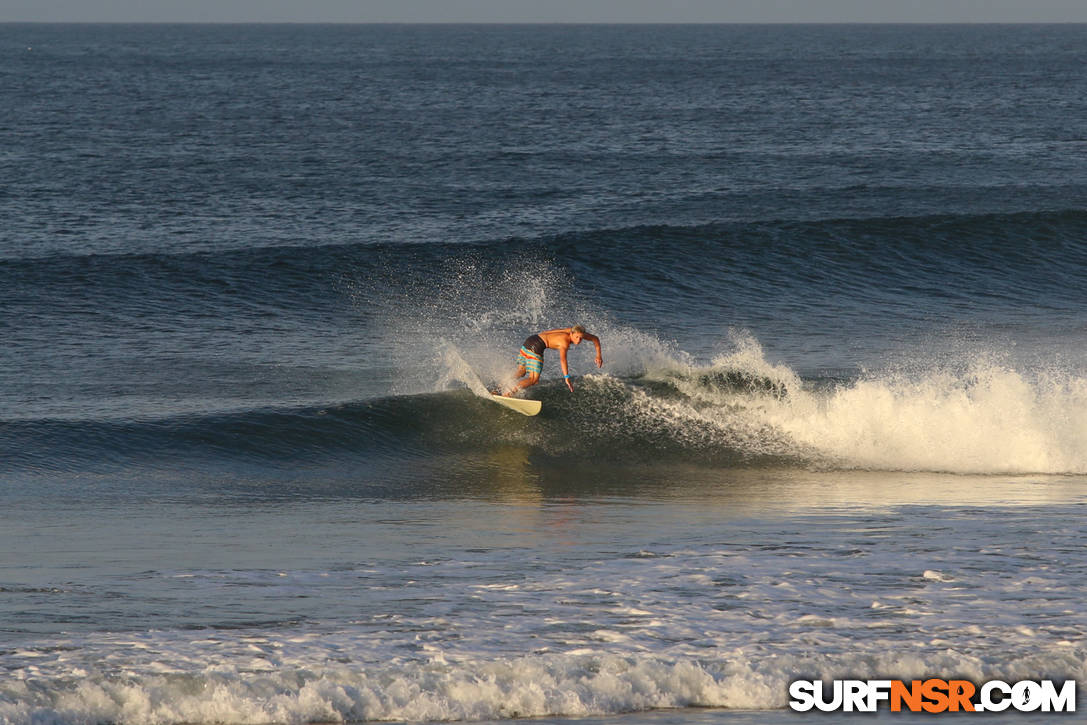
[{"x1": 489, "y1": 394, "x2": 542, "y2": 416}]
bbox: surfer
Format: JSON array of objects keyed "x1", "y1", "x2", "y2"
[{"x1": 502, "y1": 325, "x2": 603, "y2": 396}]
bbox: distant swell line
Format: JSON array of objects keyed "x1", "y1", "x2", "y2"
[
  {"x1": 3, "y1": 207, "x2": 1087, "y2": 266},
  {"x1": 4, "y1": 208, "x2": 1087, "y2": 322}
]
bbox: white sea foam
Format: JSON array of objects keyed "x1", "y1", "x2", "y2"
[
  {"x1": 775, "y1": 363, "x2": 1087, "y2": 474},
  {"x1": 4, "y1": 647, "x2": 1085, "y2": 725},
  {"x1": 635, "y1": 332, "x2": 1087, "y2": 474}
]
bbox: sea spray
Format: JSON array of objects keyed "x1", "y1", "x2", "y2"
[{"x1": 633, "y1": 334, "x2": 1087, "y2": 474}]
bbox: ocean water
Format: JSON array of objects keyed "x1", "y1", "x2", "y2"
[{"x1": 2, "y1": 22, "x2": 1087, "y2": 725}]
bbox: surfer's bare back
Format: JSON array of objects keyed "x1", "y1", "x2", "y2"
[{"x1": 503, "y1": 325, "x2": 603, "y2": 396}]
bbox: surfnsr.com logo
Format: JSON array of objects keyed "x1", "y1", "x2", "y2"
[{"x1": 789, "y1": 679, "x2": 1076, "y2": 713}]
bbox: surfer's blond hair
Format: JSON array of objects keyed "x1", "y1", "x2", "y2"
[{"x1": 571, "y1": 325, "x2": 586, "y2": 335}]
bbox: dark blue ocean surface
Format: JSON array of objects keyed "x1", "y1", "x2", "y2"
[{"x1": 1, "y1": 24, "x2": 1087, "y2": 725}]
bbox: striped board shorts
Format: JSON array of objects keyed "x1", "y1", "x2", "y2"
[{"x1": 517, "y1": 346, "x2": 543, "y2": 374}]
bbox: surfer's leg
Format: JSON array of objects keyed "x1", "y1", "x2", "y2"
[
  {"x1": 498, "y1": 364, "x2": 526, "y2": 395},
  {"x1": 502, "y1": 346, "x2": 543, "y2": 395},
  {"x1": 496, "y1": 361, "x2": 528, "y2": 396},
  {"x1": 515, "y1": 347, "x2": 542, "y2": 380},
  {"x1": 505, "y1": 372, "x2": 539, "y2": 395}
]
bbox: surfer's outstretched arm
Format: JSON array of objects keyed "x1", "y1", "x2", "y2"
[
  {"x1": 559, "y1": 347, "x2": 574, "y2": 392},
  {"x1": 583, "y1": 333, "x2": 603, "y2": 368}
]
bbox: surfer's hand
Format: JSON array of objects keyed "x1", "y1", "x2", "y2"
[
  {"x1": 565, "y1": 378, "x2": 575, "y2": 392},
  {"x1": 595, "y1": 355, "x2": 603, "y2": 368}
]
